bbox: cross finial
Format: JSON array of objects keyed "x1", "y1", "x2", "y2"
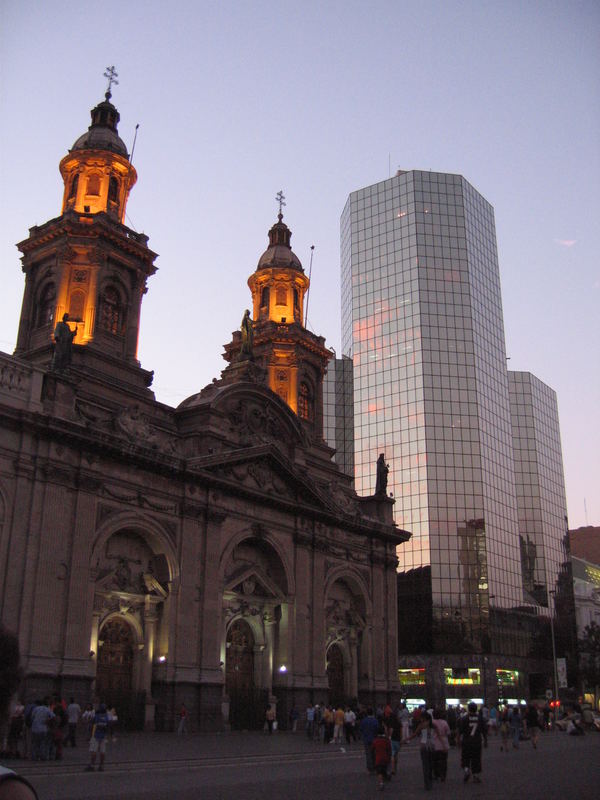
[
  {"x1": 103, "y1": 65, "x2": 119, "y2": 98},
  {"x1": 276, "y1": 190, "x2": 286, "y2": 219}
]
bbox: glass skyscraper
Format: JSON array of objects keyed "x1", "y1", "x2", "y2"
[
  {"x1": 339, "y1": 170, "x2": 569, "y2": 700},
  {"x1": 509, "y1": 371, "x2": 569, "y2": 609},
  {"x1": 323, "y1": 355, "x2": 355, "y2": 479}
]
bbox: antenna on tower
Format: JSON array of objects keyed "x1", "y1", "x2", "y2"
[
  {"x1": 130, "y1": 124, "x2": 140, "y2": 164},
  {"x1": 304, "y1": 245, "x2": 315, "y2": 328}
]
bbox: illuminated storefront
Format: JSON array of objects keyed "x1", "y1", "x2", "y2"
[
  {"x1": 444, "y1": 667, "x2": 481, "y2": 686},
  {"x1": 398, "y1": 668, "x2": 426, "y2": 686}
]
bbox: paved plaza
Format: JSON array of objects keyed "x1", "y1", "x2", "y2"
[{"x1": 9, "y1": 727, "x2": 599, "y2": 800}]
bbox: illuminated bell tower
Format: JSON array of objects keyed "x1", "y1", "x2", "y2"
[
  {"x1": 14, "y1": 77, "x2": 157, "y2": 384},
  {"x1": 224, "y1": 207, "x2": 332, "y2": 439}
]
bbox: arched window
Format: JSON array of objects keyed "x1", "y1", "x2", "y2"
[
  {"x1": 108, "y1": 176, "x2": 119, "y2": 204},
  {"x1": 68, "y1": 174, "x2": 79, "y2": 201},
  {"x1": 86, "y1": 174, "x2": 101, "y2": 196},
  {"x1": 260, "y1": 286, "x2": 270, "y2": 311},
  {"x1": 275, "y1": 286, "x2": 287, "y2": 306},
  {"x1": 36, "y1": 283, "x2": 56, "y2": 328},
  {"x1": 68, "y1": 290, "x2": 85, "y2": 322},
  {"x1": 100, "y1": 285, "x2": 125, "y2": 335},
  {"x1": 298, "y1": 381, "x2": 314, "y2": 421}
]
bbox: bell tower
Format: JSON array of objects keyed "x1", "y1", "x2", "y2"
[
  {"x1": 14, "y1": 71, "x2": 157, "y2": 387},
  {"x1": 224, "y1": 197, "x2": 332, "y2": 439}
]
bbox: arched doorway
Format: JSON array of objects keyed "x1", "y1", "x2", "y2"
[
  {"x1": 327, "y1": 643, "x2": 345, "y2": 706},
  {"x1": 226, "y1": 619, "x2": 263, "y2": 730},
  {"x1": 97, "y1": 617, "x2": 134, "y2": 698},
  {"x1": 96, "y1": 617, "x2": 143, "y2": 729}
]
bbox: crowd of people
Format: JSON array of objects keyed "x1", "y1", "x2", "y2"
[
  {"x1": 0, "y1": 620, "x2": 591, "y2": 796},
  {"x1": 0, "y1": 693, "x2": 119, "y2": 772},
  {"x1": 275, "y1": 698, "x2": 587, "y2": 791}
]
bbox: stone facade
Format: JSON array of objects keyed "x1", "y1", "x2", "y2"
[{"x1": 0, "y1": 91, "x2": 409, "y2": 731}]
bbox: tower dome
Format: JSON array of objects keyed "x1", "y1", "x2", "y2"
[
  {"x1": 59, "y1": 88, "x2": 136, "y2": 223},
  {"x1": 70, "y1": 92, "x2": 129, "y2": 157},
  {"x1": 256, "y1": 213, "x2": 304, "y2": 272}
]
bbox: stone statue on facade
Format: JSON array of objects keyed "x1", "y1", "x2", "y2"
[
  {"x1": 239, "y1": 309, "x2": 254, "y2": 359},
  {"x1": 375, "y1": 453, "x2": 389, "y2": 496},
  {"x1": 51, "y1": 313, "x2": 77, "y2": 372}
]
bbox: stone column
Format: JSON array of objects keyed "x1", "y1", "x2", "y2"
[
  {"x1": 197, "y1": 509, "x2": 227, "y2": 729},
  {"x1": 62, "y1": 487, "x2": 98, "y2": 679},
  {"x1": 263, "y1": 616, "x2": 277, "y2": 695},
  {"x1": 349, "y1": 630, "x2": 359, "y2": 699},
  {"x1": 143, "y1": 601, "x2": 158, "y2": 727}
]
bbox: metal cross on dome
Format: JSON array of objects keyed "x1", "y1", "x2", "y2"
[
  {"x1": 103, "y1": 66, "x2": 119, "y2": 96},
  {"x1": 276, "y1": 190, "x2": 286, "y2": 216}
]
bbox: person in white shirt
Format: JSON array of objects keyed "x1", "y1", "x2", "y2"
[
  {"x1": 66, "y1": 698, "x2": 81, "y2": 747},
  {"x1": 344, "y1": 707, "x2": 357, "y2": 743}
]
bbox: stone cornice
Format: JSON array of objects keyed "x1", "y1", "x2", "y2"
[{"x1": 18, "y1": 211, "x2": 157, "y2": 270}]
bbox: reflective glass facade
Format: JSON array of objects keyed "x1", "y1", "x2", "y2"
[
  {"x1": 341, "y1": 171, "x2": 524, "y2": 655},
  {"x1": 509, "y1": 371, "x2": 569, "y2": 609},
  {"x1": 323, "y1": 355, "x2": 355, "y2": 478}
]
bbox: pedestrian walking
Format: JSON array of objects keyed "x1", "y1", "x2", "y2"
[
  {"x1": 499, "y1": 706, "x2": 510, "y2": 751},
  {"x1": 313, "y1": 703, "x2": 322, "y2": 742},
  {"x1": 387, "y1": 711, "x2": 402, "y2": 776},
  {"x1": 409, "y1": 710, "x2": 435, "y2": 790},
  {"x1": 66, "y1": 698, "x2": 81, "y2": 747},
  {"x1": 509, "y1": 705, "x2": 521, "y2": 749},
  {"x1": 289, "y1": 705, "x2": 299, "y2": 733},
  {"x1": 30, "y1": 699, "x2": 54, "y2": 762},
  {"x1": 85, "y1": 704, "x2": 109, "y2": 771},
  {"x1": 344, "y1": 706, "x2": 357, "y2": 744},
  {"x1": 49, "y1": 697, "x2": 65, "y2": 760},
  {"x1": 305, "y1": 703, "x2": 315, "y2": 739},
  {"x1": 82, "y1": 704, "x2": 95, "y2": 738},
  {"x1": 359, "y1": 707, "x2": 379, "y2": 774},
  {"x1": 322, "y1": 706, "x2": 334, "y2": 744},
  {"x1": 372, "y1": 724, "x2": 392, "y2": 791},
  {"x1": 177, "y1": 703, "x2": 188, "y2": 735},
  {"x1": 458, "y1": 701, "x2": 485, "y2": 783},
  {"x1": 265, "y1": 704, "x2": 276, "y2": 734},
  {"x1": 331, "y1": 706, "x2": 344, "y2": 744},
  {"x1": 107, "y1": 706, "x2": 118, "y2": 741},
  {"x1": 398, "y1": 702, "x2": 411, "y2": 743},
  {"x1": 525, "y1": 704, "x2": 540, "y2": 749},
  {"x1": 0, "y1": 625, "x2": 39, "y2": 798},
  {"x1": 431, "y1": 708, "x2": 450, "y2": 782},
  {"x1": 480, "y1": 704, "x2": 489, "y2": 748}
]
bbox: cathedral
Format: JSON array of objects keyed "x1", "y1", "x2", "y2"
[{"x1": 0, "y1": 87, "x2": 409, "y2": 730}]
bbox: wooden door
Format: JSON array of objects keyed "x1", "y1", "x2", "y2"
[
  {"x1": 226, "y1": 619, "x2": 261, "y2": 729},
  {"x1": 327, "y1": 643, "x2": 345, "y2": 706},
  {"x1": 96, "y1": 618, "x2": 134, "y2": 700}
]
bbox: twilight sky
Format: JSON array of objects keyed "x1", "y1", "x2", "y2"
[{"x1": 1, "y1": 1, "x2": 598, "y2": 529}]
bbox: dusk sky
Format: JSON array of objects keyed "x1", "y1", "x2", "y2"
[{"x1": 1, "y1": 1, "x2": 598, "y2": 529}]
